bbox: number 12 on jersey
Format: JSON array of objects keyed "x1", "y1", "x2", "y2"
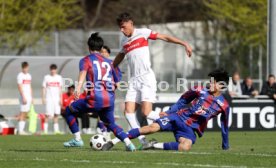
[{"x1": 93, "y1": 61, "x2": 112, "y2": 81}]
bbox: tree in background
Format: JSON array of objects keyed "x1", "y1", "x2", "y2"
[
  {"x1": 0, "y1": 0, "x2": 83, "y2": 55},
  {"x1": 203, "y1": 0, "x2": 267, "y2": 76}
]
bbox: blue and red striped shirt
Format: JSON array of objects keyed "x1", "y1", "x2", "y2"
[
  {"x1": 79, "y1": 53, "x2": 122, "y2": 108},
  {"x1": 166, "y1": 86, "x2": 230, "y2": 149}
]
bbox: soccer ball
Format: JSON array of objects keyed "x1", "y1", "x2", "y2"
[{"x1": 90, "y1": 134, "x2": 107, "y2": 150}]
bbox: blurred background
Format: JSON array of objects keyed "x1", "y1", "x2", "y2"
[
  {"x1": 0, "y1": 0, "x2": 268, "y2": 77},
  {"x1": 0, "y1": 0, "x2": 275, "y2": 133}
]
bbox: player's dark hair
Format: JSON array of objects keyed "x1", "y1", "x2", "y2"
[
  {"x1": 268, "y1": 74, "x2": 275, "y2": 79},
  {"x1": 117, "y1": 12, "x2": 133, "y2": 25},
  {"x1": 68, "y1": 85, "x2": 75, "y2": 89},
  {"x1": 87, "y1": 32, "x2": 104, "y2": 52},
  {"x1": 208, "y1": 68, "x2": 229, "y2": 85},
  {"x1": 21, "y1": 62, "x2": 29, "y2": 68},
  {"x1": 102, "y1": 45, "x2": 111, "y2": 54},
  {"x1": 50, "y1": 64, "x2": 57, "y2": 70}
]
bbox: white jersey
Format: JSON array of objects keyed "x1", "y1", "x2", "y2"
[
  {"x1": 42, "y1": 74, "x2": 62, "y2": 101},
  {"x1": 120, "y1": 28, "x2": 158, "y2": 77},
  {"x1": 17, "y1": 72, "x2": 32, "y2": 98}
]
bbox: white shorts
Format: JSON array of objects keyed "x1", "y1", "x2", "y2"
[
  {"x1": 19, "y1": 96, "x2": 32, "y2": 112},
  {"x1": 45, "y1": 100, "x2": 61, "y2": 117},
  {"x1": 125, "y1": 71, "x2": 157, "y2": 104}
]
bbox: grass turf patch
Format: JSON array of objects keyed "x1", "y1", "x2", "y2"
[{"x1": 0, "y1": 131, "x2": 276, "y2": 168}]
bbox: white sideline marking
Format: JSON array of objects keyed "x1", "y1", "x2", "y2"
[
  {"x1": 33, "y1": 157, "x2": 47, "y2": 161},
  {"x1": 0, "y1": 158, "x2": 272, "y2": 168},
  {"x1": 155, "y1": 162, "x2": 247, "y2": 168},
  {"x1": 61, "y1": 159, "x2": 90, "y2": 163},
  {"x1": 143, "y1": 151, "x2": 276, "y2": 158}
]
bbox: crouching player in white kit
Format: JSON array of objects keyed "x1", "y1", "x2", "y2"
[
  {"x1": 112, "y1": 12, "x2": 193, "y2": 149},
  {"x1": 42, "y1": 64, "x2": 63, "y2": 134},
  {"x1": 17, "y1": 62, "x2": 33, "y2": 135}
]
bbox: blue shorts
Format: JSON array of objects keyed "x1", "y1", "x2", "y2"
[
  {"x1": 70, "y1": 99, "x2": 115, "y2": 124},
  {"x1": 155, "y1": 114, "x2": 197, "y2": 144}
]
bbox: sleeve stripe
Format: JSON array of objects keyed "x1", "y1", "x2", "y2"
[{"x1": 149, "y1": 31, "x2": 158, "y2": 40}]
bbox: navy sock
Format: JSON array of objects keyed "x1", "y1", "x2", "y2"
[
  {"x1": 127, "y1": 128, "x2": 140, "y2": 139},
  {"x1": 164, "y1": 142, "x2": 179, "y2": 150},
  {"x1": 65, "y1": 107, "x2": 79, "y2": 133},
  {"x1": 97, "y1": 121, "x2": 107, "y2": 132},
  {"x1": 107, "y1": 123, "x2": 128, "y2": 141}
]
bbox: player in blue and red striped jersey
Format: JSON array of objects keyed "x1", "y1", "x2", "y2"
[
  {"x1": 105, "y1": 68, "x2": 230, "y2": 151},
  {"x1": 63, "y1": 33, "x2": 136, "y2": 151}
]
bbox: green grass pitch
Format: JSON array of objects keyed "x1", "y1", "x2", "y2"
[{"x1": 0, "y1": 131, "x2": 276, "y2": 168}]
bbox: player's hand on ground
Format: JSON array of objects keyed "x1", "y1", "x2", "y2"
[
  {"x1": 159, "y1": 112, "x2": 168, "y2": 117},
  {"x1": 184, "y1": 43, "x2": 192, "y2": 57}
]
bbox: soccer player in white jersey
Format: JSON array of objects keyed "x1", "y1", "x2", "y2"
[
  {"x1": 113, "y1": 12, "x2": 192, "y2": 148},
  {"x1": 42, "y1": 64, "x2": 63, "y2": 134},
  {"x1": 17, "y1": 62, "x2": 33, "y2": 135}
]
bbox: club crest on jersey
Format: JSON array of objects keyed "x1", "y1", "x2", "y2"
[
  {"x1": 195, "y1": 106, "x2": 207, "y2": 115},
  {"x1": 195, "y1": 105, "x2": 216, "y2": 115}
]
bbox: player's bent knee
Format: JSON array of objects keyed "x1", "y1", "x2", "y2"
[
  {"x1": 65, "y1": 106, "x2": 74, "y2": 115},
  {"x1": 141, "y1": 110, "x2": 150, "y2": 117},
  {"x1": 124, "y1": 102, "x2": 137, "y2": 114},
  {"x1": 178, "y1": 143, "x2": 192, "y2": 151}
]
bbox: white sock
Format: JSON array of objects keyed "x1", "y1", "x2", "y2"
[
  {"x1": 147, "y1": 111, "x2": 160, "y2": 120},
  {"x1": 123, "y1": 138, "x2": 131, "y2": 146},
  {"x1": 104, "y1": 132, "x2": 111, "y2": 141},
  {"x1": 138, "y1": 136, "x2": 147, "y2": 144},
  {"x1": 18, "y1": 121, "x2": 25, "y2": 133},
  {"x1": 125, "y1": 113, "x2": 140, "y2": 128},
  {"x1": 125, "y1": 113, "x2": 146, "y2": 143},
  {"x1": 44, "y1": 123, "x2": 48, "y2": 134},
  {"x1": 147, "y1": 118, "x2": 153, "y2": 125},
  {"x1": 147, "y1": 110, "x2": 160, "y2": 125},
  {"x1": 111, "y1": 138, "x2": 121, "y2": 145},
  {"x1": 153, "y1": 143, "x2": 164, "y2": 149},
  {"x1": 53, "y1": 123, "x2": 59, "y2": 132},
  {"x1": 74, "y1": 132, "x2": 81, "y2": 141}
]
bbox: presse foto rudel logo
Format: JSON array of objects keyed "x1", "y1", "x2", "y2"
[{"x1": 62, "y1": 77, "x2": 232, "y2": 92}]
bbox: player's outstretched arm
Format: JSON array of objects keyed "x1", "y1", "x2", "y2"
[
  {"x1": 165, "y1": 98, "x2": 186, "y2": 115},
  {"x1": 156, "y1": 34, "x2": 192, "y2": 57},
  {"x1": 166, "y1": 87, "x2": 200, "y2": 115},
  {"x1": 113, "y1": 53, "x2": 126, "y2": 67}
]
